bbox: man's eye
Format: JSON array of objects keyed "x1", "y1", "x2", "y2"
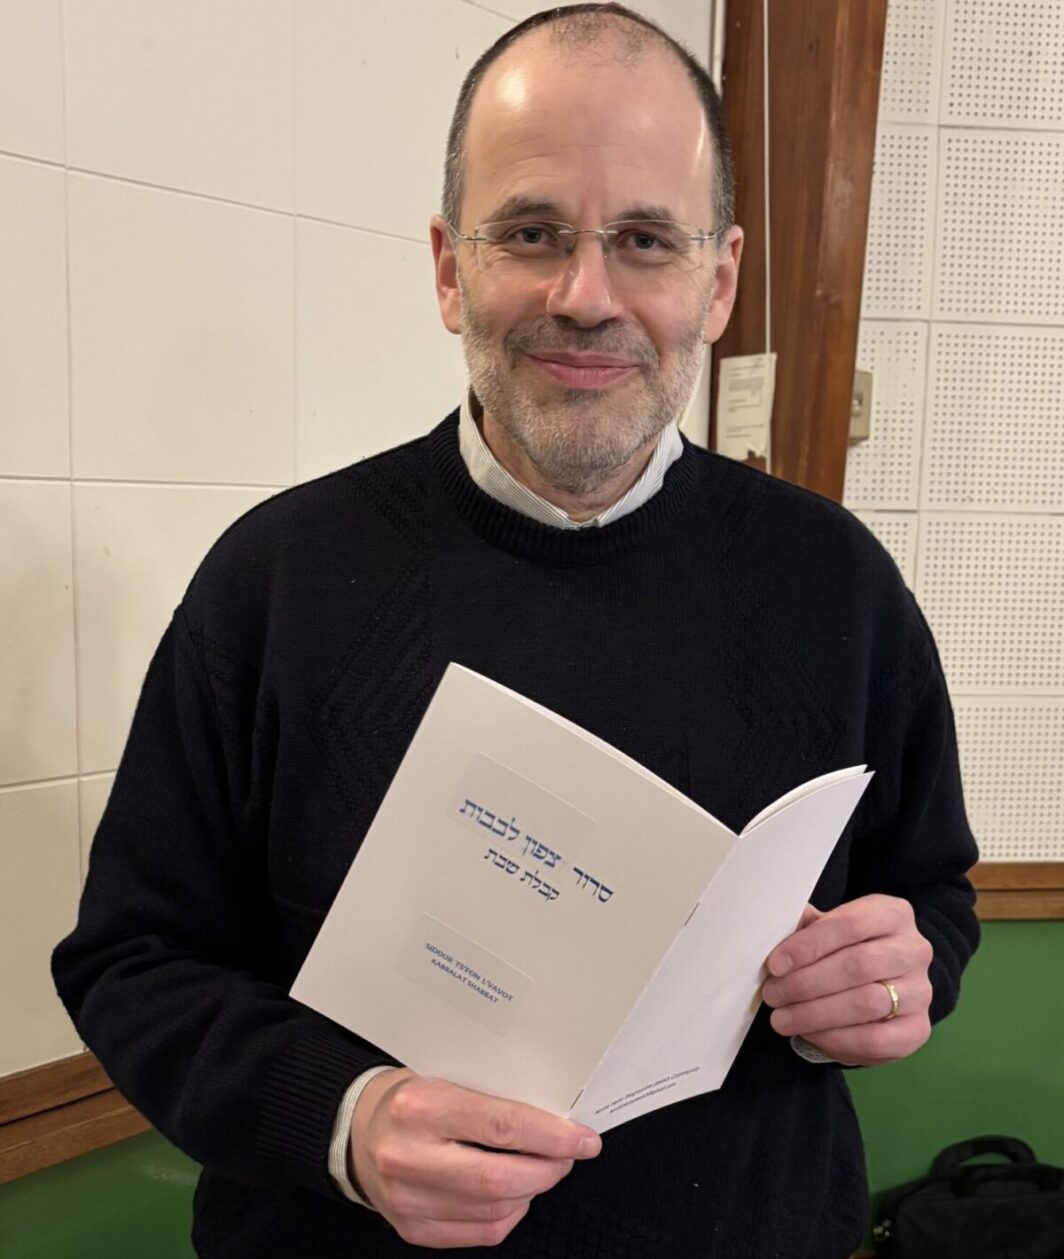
[
  {"x1": 504, "y1": 223, "x2": 558, "y2": 248},
  {"x1": 618, "y1": 227, "x2": 675, "y2": 251}
]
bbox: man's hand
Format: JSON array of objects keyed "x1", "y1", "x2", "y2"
[
  {"x1": 349, "y1": 1068, "x2": 601, "y2": 1249},
  {"x1": 761, "y1": 895, "x2": 934, "y2": 1066}
]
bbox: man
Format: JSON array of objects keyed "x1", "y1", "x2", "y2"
[{"x1": 53, "y1": 5, "x2": 979, "y2": 1256}]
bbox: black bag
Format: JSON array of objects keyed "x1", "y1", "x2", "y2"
[{"x1": 872, "y1": 1135, "x2": 1064, "y2": 1258}]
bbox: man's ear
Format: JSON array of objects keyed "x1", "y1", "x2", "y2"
[
  {"x1": 431, "y1": 215, "x2": 462, "y2": 335},
  {"x1": 703, "y1": 225, "x2": 744, "y2": 345}
]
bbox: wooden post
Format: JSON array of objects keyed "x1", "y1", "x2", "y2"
[{"x1": 711, "y1": 0, "x2": 888, "y2": 502}]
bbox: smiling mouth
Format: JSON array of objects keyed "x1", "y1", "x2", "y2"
[{"x1": 525, "y1": 354, "x2": 639, "y2": 388}]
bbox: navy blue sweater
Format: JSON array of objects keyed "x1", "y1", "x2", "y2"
[{"x1": 53, "y1": 414, "x2": 979, "y2": 1257}]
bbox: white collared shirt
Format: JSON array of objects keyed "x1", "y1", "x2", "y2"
[{"x1": 457, "y1": 390, "x2": 683, "y2": 528}]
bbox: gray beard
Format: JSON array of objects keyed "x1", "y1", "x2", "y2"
[{"x1": 458, "y1": 283, "x2": 709, "y2": 497}]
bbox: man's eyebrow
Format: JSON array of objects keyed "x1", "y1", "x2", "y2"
[
  {"x1": 484, "y1": 196, "x2": 566, "y2": 222},
  {"x1": 481, "y1": 198, "x2": 686, "y2": 224},
  {"x1": 612, "y1": 204, "x2": 679, "y2": 223}
]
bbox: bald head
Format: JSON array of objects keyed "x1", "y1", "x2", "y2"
[{"x1": 441, "y1": 4, "x2": 734, "y2": 234}]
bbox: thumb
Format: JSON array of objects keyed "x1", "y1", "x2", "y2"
[{"x1": 795, "y1": 902, "x2": 824, "y2": 930}]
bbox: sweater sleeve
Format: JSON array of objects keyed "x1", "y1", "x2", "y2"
[
  {"x1": 51, "y1": 607, "x2": 396, "y2": 1198},
  {"x1": 846, "y1": 607, "x2": 980, "y2": 1025}
]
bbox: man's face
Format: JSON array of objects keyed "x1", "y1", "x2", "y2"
[{"x1": 432, "y1": 30, "x2": 742, "y2": 495}]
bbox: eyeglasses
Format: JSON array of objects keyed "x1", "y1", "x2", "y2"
[{"x1": 446, "y1": 218, "x2": 723, "y2": 279}]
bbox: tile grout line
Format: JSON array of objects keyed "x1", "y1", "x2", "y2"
[
  {"x1": 0, "y1": 771, "x2": 117, "y2": 796},
  {"x1": 57, "y1": 0, "x2": 88, "y2": 881},
  {"x1": 53, "y1": 161, "x2": 433, "y2": 248},
  {"x1": 0, "y1": 476, "x2": 291, "y2": 491},
  {"x1": 290, "y1": 0, "x2": 299, "y2": 487},
  {"x1": 458, "y1": 0, "x2": 514, "y2": 21}
]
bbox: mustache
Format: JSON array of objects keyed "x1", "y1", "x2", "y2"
[{"x1": 503, "y1": 319, "x2": 659, "y2": 370}]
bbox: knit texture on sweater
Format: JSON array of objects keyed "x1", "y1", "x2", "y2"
[{"x1": 53, "y1": 412, "x2": 979, "y2": 1258}]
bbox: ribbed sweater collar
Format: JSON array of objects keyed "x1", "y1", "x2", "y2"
[{"x1": 427, "y1": 411, "x2": 708, "y2": 566}]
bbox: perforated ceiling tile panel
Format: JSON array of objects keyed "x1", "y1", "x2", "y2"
[
  {"x1": 923, "y1": 324, "x2": 1064, "y2": 513},
  {"x1": 862, "y1": 125, "x2": 937, "y2": 320},
  {"x1": 851, "y1": 511, "x2": 918, "y2": 588},
  {"x1": 916, "y1": 514, "x2": 1064, "y2": 694},
  {"x1": 845, "y1": 321, "x2": 927, "y2": 510},
  {"x1": 933, "y1": 129, "x2": 1064, "y2": 325},
  {"x1": 942, "y1": 0, "x2": 1064, "y2": 130},
  {"x1": 878, "y1": 0, "x2": 944, "y2": 125},
  {"x1": 955, "y1": 698, "x2": 1064, "y2": 861}
]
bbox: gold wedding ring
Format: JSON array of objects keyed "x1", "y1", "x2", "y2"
[{"x1": 877, "y1": 980, "x2": 900, "y2": 1022}]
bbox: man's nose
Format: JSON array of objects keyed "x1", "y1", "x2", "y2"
[{"x1": 543, "y1": 234, "x2": 619, "y2": 327}]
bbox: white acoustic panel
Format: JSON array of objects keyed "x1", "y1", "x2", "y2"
[
  {"x1": 955, "y1": 698, "x2": 1063, "y2": 861},
  {"x1": 862, "y1": 124, "x2": 938, "y2": 319},
  {"x1": 878, "y1": 0, "x2": 945, "y2": 125},
  {"x1": 923, "y1": 324, "x2": 1064, "y2": 513},
  {"x1": 933, "y1": 129, "x2": 1064, "y2": 325},
  {"x1": 851, "y1": 511, "x2": 918, "y2": 588},
  {"x1": 845, "y1": 321, "x2": 927, "y2": 510},
  {"x1": 916, "y1": 514, "x2": 1064, "y2": 695},
  {"x1": 942, "y1": 0, "x2": 1064, "y2": 130}
]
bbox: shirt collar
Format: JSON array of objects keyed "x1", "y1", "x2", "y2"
[{"x1": 457, "y1": 390, "x2": 683, "y2": 530}]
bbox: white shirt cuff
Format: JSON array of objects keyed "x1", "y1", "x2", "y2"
[
  {"x1": 328, "y1": 1065, "x2": 400, "y2": 1207},
  {"x1": 789, "y1": 1034, "x2": 838, "y2": 1065}
]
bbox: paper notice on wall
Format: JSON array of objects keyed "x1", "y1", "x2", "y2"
[{"x1": 716, "y1": 353, "x2": 777, "y2": 462}]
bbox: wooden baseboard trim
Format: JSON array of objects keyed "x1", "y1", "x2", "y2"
[
  {"x1": 0, "y1": 1053, "x2": 149, "y2": 1184},
  {"x1": 971, "y1": 861, "x2": 1064, "y2": 921},
  {"x1": 0, "y1": 1051, "x2": 112, "y2": 1127}
]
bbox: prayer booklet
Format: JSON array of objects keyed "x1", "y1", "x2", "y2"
[{"x1": 291, "y1": 663, "x2": 872, "y2": 1133}]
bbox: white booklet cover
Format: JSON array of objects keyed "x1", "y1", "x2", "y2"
[{"x1": 292, "y1": 663, "x2": 872, "y2": 1133}]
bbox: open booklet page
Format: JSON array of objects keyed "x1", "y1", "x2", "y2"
[
  {"x1": 292, "y1": 663, "x2": 871, "y2": 1128},
  {"x1": 570, "y1": 770, "x2": 872, "y2": 1130}
]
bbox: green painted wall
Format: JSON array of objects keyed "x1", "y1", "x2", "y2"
[
  {"x1": 851, "y1": 919, "x2": 1064, "y2": 1199},
  {"x1": 1, "y1": 922, "x2": 1059, "y2": 1257}
]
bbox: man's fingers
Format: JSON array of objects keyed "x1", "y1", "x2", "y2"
[
  {"x1": 766, "y1": 894, "x2": 915, "y2": 977},
  {"x1": 795, "y1": 902, "x2": 823, "y2": 931},
  {"x1": 768, "y1": 974, "x2": 932, "y2": 1037},
  {"x1": 394, "y1": 1078, "x2": 599, "y2": 1161},
  {"x1": 376, "y1": 1179, "x2": 536, "y2": 1225},
  {"x1": 798, "y1": 1014, "x2": 931, "y2": 1066},
  {"x1": 762, "y1": 935, "x2": 930, "y2": 1007},
  {"x1": 378, "y1": 1140, "x2": 575, "y2": 1201},
  {"x1": 390, "y1": 1200, "x2": 531, "y2": 1251}
]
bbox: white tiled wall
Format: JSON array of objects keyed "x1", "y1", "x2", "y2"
[
  {"x1": 0, "y1": 155, "x2": 69, "y2": 476},
  {"x1": 0, "y1": 2, "x2": 713, "y2": 1076},
  {"x1": 0, "y1": 0, "x2": 64, "y2": 163},
  {"x1": 0, "y1": 782, "x2": 83, "y2": 1077},
  {"x1": 847, "y1": 0, "x2": 1064, "y2": 862}
]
